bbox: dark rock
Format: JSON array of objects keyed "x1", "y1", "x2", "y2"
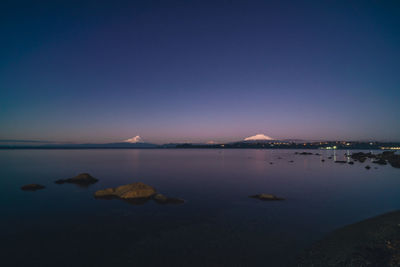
[
  {"x1": 358, "y1": 157, "x2": 367, "y2": 163},
  {"x1": 321, "y1": 159, "x2": 325, "y2": 162},
  {"x1": 270, "y1": 162, "x2": 274, "y2": 165},
  {"x1": 348, "y1": 161, "x2": 354, "y2": 165},
  {"x1": 372, "y1": 158, "x2": 387, "y2": 165},
  {"x1": 21, "y1": 184, "x2": 45, "y2": 191},
  {"x1": 289, "y1": 160, "x2": 294, "y2": 163},
  {"x1": 382, "y1": 151, "x2": 396, "y2": 158},
  {"x1": 335, "y1": 160, "x2": 347, "y2": 163},
  {"x1": 382, "y1": 152, "x2": 400, "y2": 168},
  {"x1": 389, "y1": 160, "x2": 400, "y2": 168},
  {"x1": 153, "y1": 193, "x2": 185, "y2": 205},
  {"x1": 55, "y1": 173, "x2": 98, "y2": 185},
  {"x1": 365, "y1": 165, "x2": 371, "y2": 170},
  {"x1": 299, "y1": 152, "x2": 313, "y2": 155},
  {"x1": 249, "y1": 194, "x2": 285, "y2": 201},
  {"x1": 315, "y1": 153, "x2": 321, "y2": 156},
  {"x1": 350, "y1": 152, "x2": 371, "y2": 163}
]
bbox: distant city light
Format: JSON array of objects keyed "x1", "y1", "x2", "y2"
[{"x1": 380, "y1": 147, "x2": 400, "y2": 150}]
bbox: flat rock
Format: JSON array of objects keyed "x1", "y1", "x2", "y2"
[
  {"x1": 55, "y1": 173, "x2": 98, "y2": 185},
  {"x1": 21, "y1": 184, "x2": 45, "y2": 191},
  {"x1": 296, "y1": 152, "x2": 313, "y2": 155},
  {"x1": 94, "y1": 182, "x2": 156, "y2": 200},
  {"x1": 249, "y1": 194, "x2": 285, "y2": 201},
  {"x1": 153, "y1": 193, "x2": 185, "y2": 204}
]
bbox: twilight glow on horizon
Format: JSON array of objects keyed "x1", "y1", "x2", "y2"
[{"x1": 1, "y1": 1, "x2": 400, "y2": 144}]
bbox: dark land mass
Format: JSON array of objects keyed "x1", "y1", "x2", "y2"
[{"x1": 298, "y1": 210, "x2": 400, "y2": 266}]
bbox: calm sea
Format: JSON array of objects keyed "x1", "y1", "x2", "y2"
[{"x1": 0, "y1": 149, "x2": 399, "y2": 266}]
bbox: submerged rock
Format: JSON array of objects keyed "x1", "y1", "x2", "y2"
[
  {"x1": 153, "y1": 193, "x2": 185, "y2": 204},
  {"x1": 297, "y1": 152, "x2": 313, "y2": 155},
  {"x1": 348, "y1": 161, "x2": 354, "y2": 165},
  {"x1": 372, "y1": 158, "x2": 387, "y2": 165},
  {"x1": 94, "y1": 182, "x2": 156, "y2": 199},
  {"x1": 365, "y1": 165, "x2": 371, "y2": 170},
  {"x1": 249, "y1": 194, "x2": 285, "y2": 201},
  {"x1": 321, "y1": 159, "x2": 325, "y2": 162},
  {"x1": 390, "y1": 160, "x2": 400, "y2": 168},
  {"x1": 55, "y1": 173, "x2": 98, "y2": 185},
  {"x1": 21, "y1": 184, "x2": 45, "y2": 191},
  {"x1": 334, "y1": 160, "x2": 347, "y2": 163}
]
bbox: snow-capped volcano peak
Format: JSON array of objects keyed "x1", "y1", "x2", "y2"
[
  {"x1": 244, "y1": 134, "x2": 274, "y2": 141},
  {"x1": 124, "y1": 135, "x2": 143, "y2": 143}
]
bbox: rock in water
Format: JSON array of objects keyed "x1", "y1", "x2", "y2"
[
  {"x1": 94, "y1": 182, "x2": 156, "y2": 199},
  {"x1": 365, "y1": 165, "x2": 371, "y2": 170},
  {"x1": 298, "y1": 152, "x2": 313, "y2": 155},
  {"x1": 153, "y1": 193, "x2": 185, "y2": 204},
  {"x1": 372, "y1": 158, "x2": 387, "y2": 165},
  {"x1": 55, "y1": 173, "x2": 98, "y2": 185},
  {"x1": 249, "y1": 194, "x2": 285, "y2": 201},
  {"x1": 21, "y1": 184, "x2": 45, "y2": 191},
  {"x1": 334, "y1": 160, "x2": 347, "y2": 163}
]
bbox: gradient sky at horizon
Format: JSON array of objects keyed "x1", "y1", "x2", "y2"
[{"x1": 1, "y1": 0, "x2": 400, "y2": 144}]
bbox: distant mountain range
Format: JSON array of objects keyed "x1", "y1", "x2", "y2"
[
  {"x1": 0, "y1": 142, "x2": 158, "y2": 149},
  {"x1": 1, "y1": 140, "x2": 400, "y2": 150}
]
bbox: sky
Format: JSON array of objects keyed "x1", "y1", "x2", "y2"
[{"x1": 1, "y1": 0, "x2": 399, "y2": 144}]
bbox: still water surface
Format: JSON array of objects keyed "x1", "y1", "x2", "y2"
[{"x1": 0, "y1": 149, "x2": 399, "y2": 266}]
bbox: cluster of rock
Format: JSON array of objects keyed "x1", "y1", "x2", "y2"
[
  {"x1": 351, "y1": 151, "x2": 400, "y2": 168},
  {"x1": 22, "y1": 174, "x2": 185, "y2": 205},
  {"x1": 21, "y1": 174, "x2": 284, "y2": 204}
]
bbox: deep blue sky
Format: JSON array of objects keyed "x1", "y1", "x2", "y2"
[{"x1": 1, "y1": 0, "x2": 399, "y2": 143}]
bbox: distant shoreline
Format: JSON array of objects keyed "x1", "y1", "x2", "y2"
[
  {"x1": 1, "y1": 141, "x2": 399, "y2": 150},
  {"x1": 0, "y1": 147, "x2": 396, "y2": 150}
]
